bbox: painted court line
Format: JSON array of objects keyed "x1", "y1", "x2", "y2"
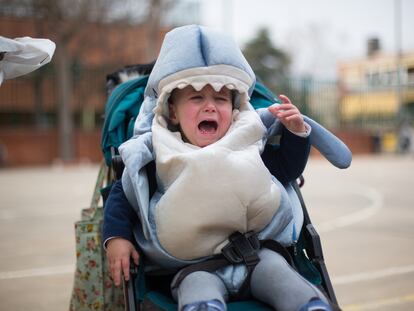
[
  {"x1": 0, "y1": 265, "x2": 74, "y2": 280},
  {"x1": 318, "y1": 184, "x2": 384, "y2": 233},
  {"x1": 332, "y1": 264, "x2": 414, "y2": 285},
  {"x1": 342, "y1": 293, "x2": 414, "y2": 311},
  {"x1": 2, "y1": 262, "x2": 414, "y2": 284},
  {"x1": 0, "y1": 209, "x2": 77, "y2": 220}
]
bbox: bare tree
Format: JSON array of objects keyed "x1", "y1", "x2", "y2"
[
  {"x1": 243, "y1": 28, "x2": 291, "y2": 94},
  {"x1": 33, "y1": 0, "x2": 127, "y2": 161},
  {"x1": 1, "y1": 0, "x2": 177, "y2": 161},
  {"x1": 0, "y1": 0, "x2": 143, "y2": 161},
  {"x1": 145, "y1": 0, "x2": 175, "y2": 60}
]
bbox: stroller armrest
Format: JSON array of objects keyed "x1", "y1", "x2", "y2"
[
  {"x1": 304, "y1": 224, "x2": 323, "y2": 261},
  {"x1": 112, "y1": 154, "x2": 125, "y2": 181}
]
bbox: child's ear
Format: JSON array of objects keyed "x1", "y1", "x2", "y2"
[{"x1": 168, "y1": 102, "x2": 179, "y2": 125}]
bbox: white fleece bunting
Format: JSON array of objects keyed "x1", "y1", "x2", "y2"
[{"x1": 152, "y1": 109, "x2": 281, "y2": 260}]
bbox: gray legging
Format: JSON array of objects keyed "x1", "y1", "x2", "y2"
[{"x1": 173, "y1": 248, "x2": 329, "y2": 311}]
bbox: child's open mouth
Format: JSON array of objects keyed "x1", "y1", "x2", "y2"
[{"x1": 198, "y1": 120, "x2": 218, "y2": 134}]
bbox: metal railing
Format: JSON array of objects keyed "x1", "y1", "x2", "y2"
[{"x1": 1, "y1": 72, "x2": 413, "y2": 132}]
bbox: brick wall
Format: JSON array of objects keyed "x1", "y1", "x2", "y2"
[
  {"x1": 334, "y1": 130, "x2": 375, "y2": 154},
  {"x1": 0, "y1": 129, "x2": 102, "y2": 166},
  {"x1": 310, "y1": 130, "x2": 374, "y2": 158}
]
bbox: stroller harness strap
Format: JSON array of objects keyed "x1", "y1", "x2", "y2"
[
  {"x1": 222, "y1": 231, "x2": 261, "y2": 266},
  {"x1": 170, "y1": 231, "x2": 294, "y2": 300}
]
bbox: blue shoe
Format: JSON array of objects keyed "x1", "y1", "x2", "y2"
[
  {"x1": 298, "y1": 297, "x2": 333, "y2": 311},
  {"x1": 182, "y1": 299, "x2": 226, "y2": 311}
]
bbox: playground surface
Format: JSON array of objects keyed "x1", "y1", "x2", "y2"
[{"x1": 0, "y1": 154, "x2": 413, "y2": 311}]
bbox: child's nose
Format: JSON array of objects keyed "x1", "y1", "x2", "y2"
[{"x1": 203, "y1": 99, "x2": 216, "y2": 112}]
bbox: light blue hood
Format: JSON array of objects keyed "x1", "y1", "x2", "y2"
[
  {"x1": 145, "y1": 24, "x2": 256, "y2": 100},
  {"x1": 133, "y1": 25, "x2": 257, "y2": 136}
]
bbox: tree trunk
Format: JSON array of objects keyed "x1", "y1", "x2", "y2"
[
  {"x1": 146, "y1": 0, "x2": 162, "y2": 61},
  {"x1": 33, "y1": 70, "x2": 50, "y2": 128},
  {"x1": 56, "y1": 43, "x2": 74, "y2": 161}
]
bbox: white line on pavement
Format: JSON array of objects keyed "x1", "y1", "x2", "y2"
[
  {"x1": 0, "y1": 210, "x2": 78, "y2": 220},
  {"x1": 333, "y1": 264, "x2": 414, "y2": 285},
  {"x1": 2, "y1": 262, "x2": 413, "y2": 284},
  {"x1": 318, "y1": 183, "x2": 384, "y2": 233},
  {"x1": 0, "y1": 265, "x2": 74, "y2": 280},
  {"x1": 343, "y1": 293, "x2": 414, "y2": 311}
]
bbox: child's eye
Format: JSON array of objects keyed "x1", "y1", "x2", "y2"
[
  {"x1": 190, "y1": 95, "x2": 203, "y2": 101},
  {"x1": 215, "y1": 96, "x2": 230, "y2": 102}
]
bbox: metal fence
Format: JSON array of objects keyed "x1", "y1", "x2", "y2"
[
  {"x1": 1, "y1": 71, "x2": 413, "y2": 134},
  {"x1": 0, "y1": 66, "x2": 111, "y2": 130}
]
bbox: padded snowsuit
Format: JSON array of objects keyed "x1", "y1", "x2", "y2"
[{"x1": 103, "y1": 25, "x2": 352, "y2": 296}]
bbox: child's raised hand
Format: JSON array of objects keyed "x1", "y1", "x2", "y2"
[
  {"x1": 106, "y1": 237, "x2": 139, "y2": 286},
  {"x1": 268, "y1": 94, "x2": 306, "y2": 133}
]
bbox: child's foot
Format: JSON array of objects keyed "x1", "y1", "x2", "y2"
[
  {"x1": 298, "y1": 297, "x2": 333, "y2": 311},
  {"x1": 182, "y1": 299, "x2": 225, "y2": 311}
]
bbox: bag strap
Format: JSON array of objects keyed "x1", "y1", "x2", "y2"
[{"x1": 90, "y1": 161, "x2": 109, "y2": 210}]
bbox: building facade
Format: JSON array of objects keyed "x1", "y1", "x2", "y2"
[
  {"x1": 338, "y1": 45, "x2": 414, "y2": 152},
  {"x1": 0, "y1": 16, "x2": 168, "y2": 166},
  {"x1": 338, "y1": 50, "x2": 414, "y2": 127}
]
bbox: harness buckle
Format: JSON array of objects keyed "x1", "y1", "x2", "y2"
[{"x1": 221, "y1": 231, "x2": 260, "y2": 266}]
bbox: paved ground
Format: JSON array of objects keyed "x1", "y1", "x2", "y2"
[
  {"x1": 0, "y1": 154, "x2": 413, "y2": 311},
  {"x1": 301, "y1": 154, "x2": 414, "y2": 311}
]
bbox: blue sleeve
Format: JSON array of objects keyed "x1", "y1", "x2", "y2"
[
  {"x1": 261, "y1": 127, "x2": 311, "y2": 185},
  {"x1": 102, "y1": 179, "x2": 137, "y2": 243}
]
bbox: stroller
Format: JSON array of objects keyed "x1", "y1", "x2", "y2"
[{"x1": 100, "y1": 63, "x2": 351, "y2": 311}]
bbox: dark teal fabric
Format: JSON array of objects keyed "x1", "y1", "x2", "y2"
[
  {"x1": 145, "y1": 291, "x2": 176, "y2": 311},
  {"x1": 227, "y1": 300, "x2": 272, "y2": 311},
  {"x1": 145, "y1": 291, "x2": 273, "y2": 311},
  {"x1": 292, "y1": 233, "x2": 322, "y2": 286},
  {"x1": 250, "y1": 80, "x2": 281, "y2": 109},
  {"x1": 101, "y1": 76, "x2": 148, "y2": 166},
  {"x1": 134, "y1": 262, "x2": 147, "y2": 303}
]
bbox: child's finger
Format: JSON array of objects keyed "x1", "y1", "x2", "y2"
[
  {"x1": 278, "y1": 94, "x2": 291, "y2": 104},
  {"x1": 285, "y1": 114, "x2": 303, "y2": 123},
  {"x1": 272, "y1": 103, "x2": 296, "y2": 113},
  {"x1": 131, "y1": 249, "x2": 140, "y2": 266},
  {"x1": 267, "y1": 104, "x2": 280, "y2": 117},
  {"x1": 268, "y1": 104, "x2": 289, "y2": 117},
  {"x1": 277, "y1": 109, "x2": 300, "y2": 119},
  {"x1": 111, "y1": 259, "x2": 122, "y2": 286},
  {"x1": 121, "y1": 257, "x2": 130, "y2": 282}
]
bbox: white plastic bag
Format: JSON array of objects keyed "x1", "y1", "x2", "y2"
[{"x1": 0, "y1": 36, "x2": 56, "y2": 85}]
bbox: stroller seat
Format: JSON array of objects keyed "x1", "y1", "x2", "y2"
[{"x1": 101, "y1": 63, "x2": 351, "y2": 311}]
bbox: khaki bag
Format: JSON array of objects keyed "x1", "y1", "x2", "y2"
[{"x1": 69, "y1": 163, "x2": 124, "y2": 311}]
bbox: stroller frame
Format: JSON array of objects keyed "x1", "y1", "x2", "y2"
[{"x1": 102, "y1": 64, "x2": 341, "y2": 311}]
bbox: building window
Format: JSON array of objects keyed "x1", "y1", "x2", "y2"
[{"x1": 407, "y1": 67, "x2": 414, "y2": 84}]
